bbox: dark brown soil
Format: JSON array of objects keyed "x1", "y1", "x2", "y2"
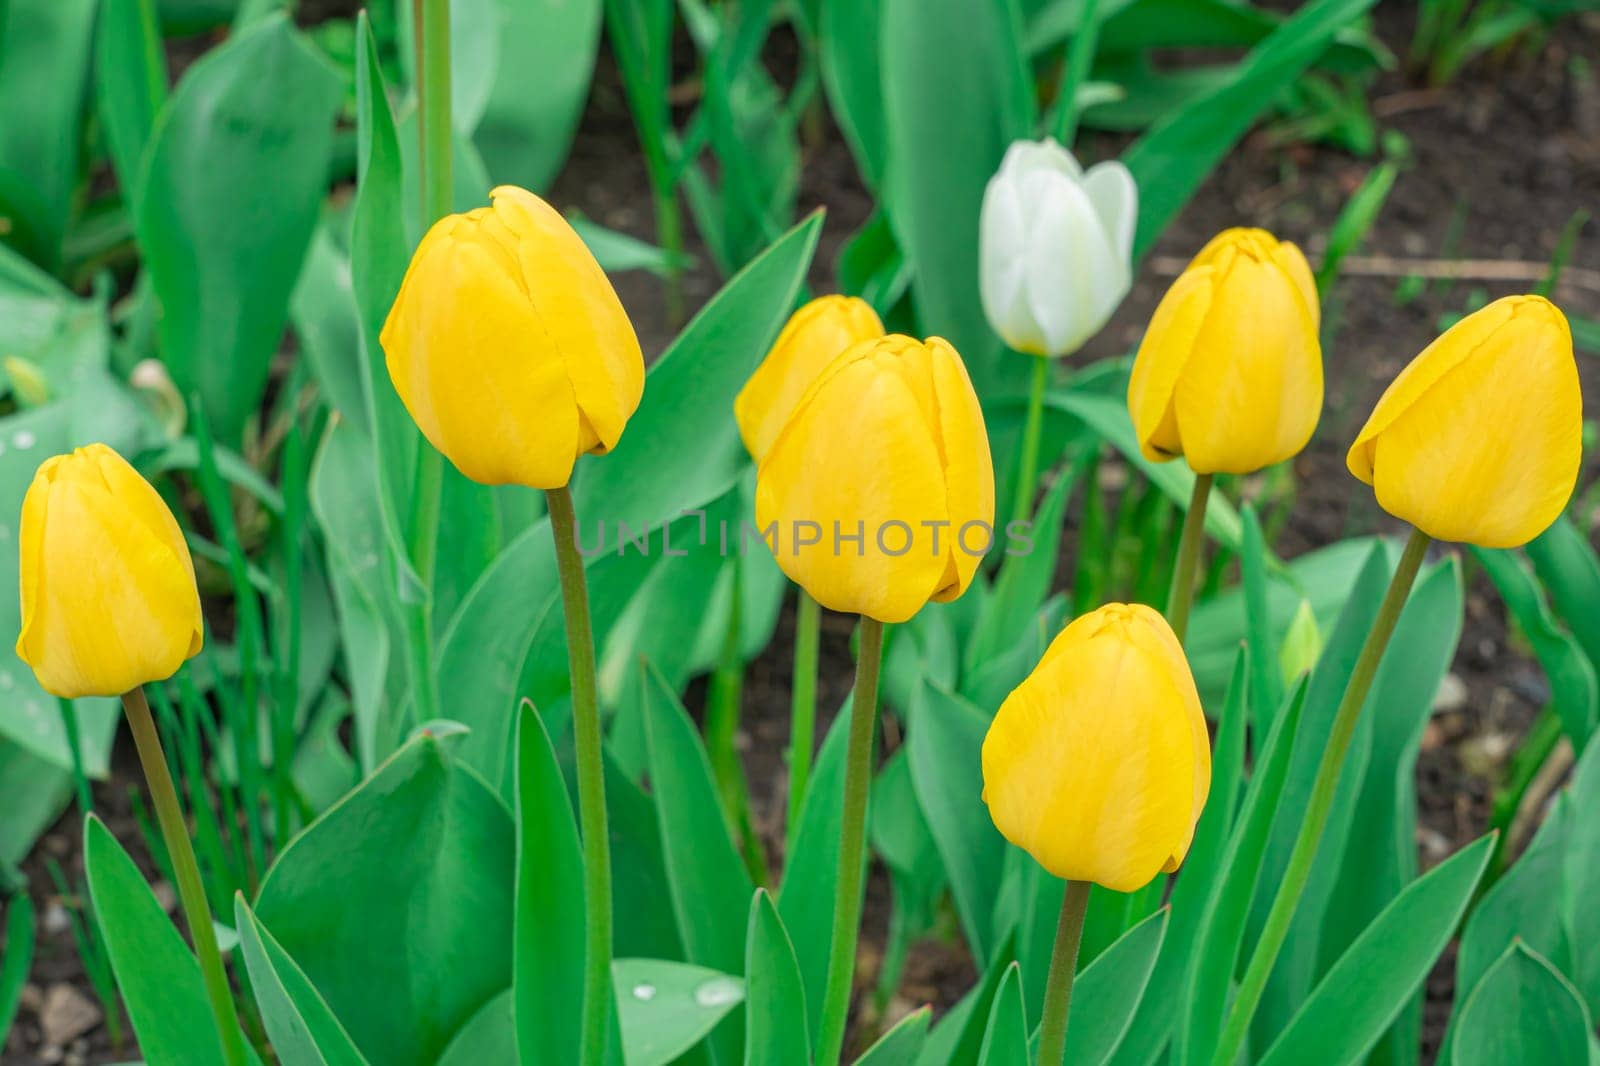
[{"x1": 7, "y1": 6, "x2": 1600, "y2": 1063}]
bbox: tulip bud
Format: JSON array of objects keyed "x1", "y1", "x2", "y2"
[
  {"x1": 982, "y1": 603, "x2": 1210, "y2": 892},
  {"x1": 380, "y1": 185, "x2": 645, "y2": 489},
  {"x1": 754, "y1": 335, "x2": 995, "y2": 624},
  {"x1": 979, "y1": 138, "x2": 1136, "y2": 357},
  {"x1": 735, "y1": 295, "x2": 884, "y2": 463},
  {"x1": 1128, "y1": 228, "x2": 1322, "y2": 475},
  {"x1": 17, "y1": 444, "x2": 203, "y2": 698},
  {"x1": 1346, "y1": 295, "x2": 1580, "y2": 548}
]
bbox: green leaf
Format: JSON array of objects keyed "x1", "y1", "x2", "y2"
[
  {"x1": 1259, "y1": 835, "x2": 1494, "y2": 1066},
  {"x1": 473, "y1": 0, "x2": 602, "y2": 190},
  {"x1": 1240, "y1": 505, "x2": 1285, "y2": 731},
  {"x1": 1122, "y1": 0, "x2": 1379, "y2": 257},
  {"x1": 613, "y1": 958, "x2": 745, "y2": 1066},
  {"x1": 856, "y1": 1007, "x2": 930, "y2": 1065},
  {"x1": 574, "y1": 212, "x2": 822, "y2": 534},
  {"x1": 1065, "y1": 907, "x2": 1168, "y2": 1065},
  {"x1": 778, "y1": 700, "x2": 853, "y2": 1041},
  {"x1": 255, "y1": 736, "x2": 515, "y2": 1066},
  {"x1": 976, "y1": 963, "x2": 1027, "y2": 1066},
  {"x1": 925, "y1": 931, "x2": 1018, "y2": 1066},
  {"x1": 819, "y1": 0, "x2": 887, "y2": 187},
  {"x1": 234, "y1": 896, "x2": 369, "y2": 1066},
  {"x1": 0, "y1": 892, "x2": 35, "y2": 1047},
  {"x1": 1451, "y1": 943, "x2": 1593, "y2": 1066},
  {"x1": 1561, "y1": 740, "x2": 1600, "y2": 1015},
  {"x1": 0, "y1": 0, "x2": 96, "y2": 264},
  {"x1": 743, "y1": 889, "x2": 810, "y2": 1065},
  {"x1": 84, "y1": 816, "x2": 254, "y2": 1066},
  {"x1": 438, "y1": 990, "x2": 517, "y2": 1066},
  {"x1": 135, "y1": 14, "x2": 342, "y2": 440},
  {"x1": 513, "y1": 703, "x2": 586, "y2": 1065},
  {"x1": 94, "y1": 0, "x2": 168, "y2": 197},
  {"x1": 638, "y1": 659, "x2": 752, "y2": 1065},
  {"x1": 1524, "y1": 516, "x2": 1600, "y2": 679},
  {"x1": 966, "y1": 464, "x2": 1076, "y2": 672},
  {"x1": 879, "y1": 0, "x2": 1033, "y2": 395},
  {"x1": 908, "y1": 682, "x2": 1007, "y2": 966},
  {"x1": 1475, "y1": 545, "x2": 1598, "y2": 746},
  {"x1": 1046, "y1": 389, "x2": 1242, "y2": 551}
]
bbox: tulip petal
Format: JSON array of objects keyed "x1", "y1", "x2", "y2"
[
  {"x1": 1024, "y1": 170, "x2": 1128, "y2": 356},
  {"x1": 1367, "y1": 308, "x2": 1580, "y2": 547},
  {"x1": 24, "y1": 479, "x2": 201, "y2": 697},
  {"x1": 980, "y1": 172, "x2": 1047, "y2": 354},
  {"x1": 1174, "y1": 256, "x2": 1323, "y2": 474},
  {"x1": 15, "y1": 459, "x2": 58, "y2": 662},
  {"x1": 85, "y1": 444, "x2": 198, "y2": 589},
  {"x1": 1081, "y1": 161, "x2": 1138, "y2": 265},
  {"x1": 1127, "y1": 267, "x2": 1215, "y2": 462},
  {"x1": 1274, "y1": 240, "x2": 1320, "y2": 329},
  {"x1": 755, "y1": 341, "x2": 951, "y2": 624},
  {"x1": 926, "y1": 338, "x2": 996, "y2": 601},
  {"x1": 493, "y1": 186, "x2": 644, "y2": 455},
  {"x1": 982, "y1": 626, "x2": 1199, "y2": 892}
]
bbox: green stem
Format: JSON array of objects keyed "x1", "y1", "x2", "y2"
[
  {"x1": 1052, "y1": 0, "x2": 1101, "y2": 145},
  {"x1": 57, "y1": 698, "x2": 92, "y2": 816},
  {"x1": 121, "y1": 689, "x2": 246, "y2": 1066},
  {"x1": 1210, "y1": 527, "x2": 1431, "y2": 1066},
  {"x1": 1165, "y1": 473, "x2": 1212, "y2": 642},
  {"x1": 653, "y1": 181, "x2": 685, "y2": 328},
  {"x1": 546, "y1": 486, "x2": 613, "y2": 1066},
  {"x1": 708, "y1": 563, "x2": 766, "y2": 883},
  {"x1": 785, "y1": 590, "x2": 822, "y2": 848},
  {"x1": 1011, "y1": 356, "x2": 1050, "y2": 532},
  {"x1": 1036, "y1": 880, "x2": 1092, "y2": 1066},
  {"x1": 401, "y1": 0, "x2": 452, "y2": 729},
  {"x1": 816, "y1": 618, "x2": 885, "y2": 1066}
]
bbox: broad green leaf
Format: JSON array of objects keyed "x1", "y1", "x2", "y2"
[
  {"x1": 976, "y1": 964, "x2": 1026, "y2": 1066},
  {"x1": 0, "y1": 744, "x2": 73, "y2": 867},
  {"x1": 513, "y1": 703, "x2": 585, "y2": 1065},
  {"x1": 922, "y1": 931, "x2": 1018, "y2": 1066},
  {"x1": 1525, "y1": 516, "x2": 1600, "y2": 674},
  {"x1": 819, "y1": 0, "x2": 887, "y2": 187},
  {"x1": 255, "y1": 736, "x2": 515, "y2": 1066},
  {"x1": 1258, "y1": 835, "x2": 1493, "y2": 1066},
  {"x1": 614, "y1": 959, "x2": 744, "y2": 1066},
  {"x1": 290, "y1": 224, "x2": 367, "y2": 432},
  {"x1": 0, "y1": 0, "x2": 95, "y2": 265},
  {"x1": 1122, "y1": 0, "x2": 1380, "y2": 256},
  {"x1": 880, "y1": 0, "x2": 1032, "y2": 396},
  {"x1": 1240, "y1": 505, "x2": 1284, "y2": 731},
  {"x1": 1561, "y1": 740, "x2": 1600, "y2": 1015},
  {"x1": 638, "y1": 659, "x2": 751, "y2": 1062},
  {"x1": 1046, "y1": 389, "x2": 1242, "y2": 550},
  {"x1": 84, "y1": 816, "x2": 255, "y2": 1066},
  {"x1": 855, "y1": 1007, "x2": 930, "y2": 1065},
  {"x1": 474, "y1": 0, "x2": 603, "y2": 190},
  {"x1": 908, "y1": 682, "x2": 1007, "y2": 965},
  {"x1": 966, "y1": 465, "x2": 1076, "y2": 672},
  {"x1": 234, "y1": 897, "x2": 369, "y2": 1066},
  {"x1": 743, "y1": 890, "x2": 810, "y2": 1065},
  {"x1": 1475, "y1": 545, "x2": 1597, "y2": 746},
  {"x1": 94, "y1": 0, "x2": 168, "y2": 196},
  {"x1": 437, "y1": 990, "x2": 516, "y2": 1066},
  {"x1": 1064, "y1": 907, "x2": 1168, "y2": 1065},
  {"x1": 778, "y1": 699, "x2": 853, "y2": 1041},
  {"x1": 574, "y1": 212, "x2": 822, "y2": 534},
  {"x1": 0, "y1": 892, "x2": 34, "y2": 1046},
  {"x1": 135, "y1": 14, "x2": 342, "y2": 440},
  {"x1": 1451, "y1": 943, "x2": 1592, "y2": 1066}
]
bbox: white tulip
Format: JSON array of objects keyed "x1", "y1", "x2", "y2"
[{"x1": 979, "y1": 138, "x2": 1138, "y2": 358}]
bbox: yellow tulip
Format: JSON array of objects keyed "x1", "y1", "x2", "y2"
[
  {"x1": 16, "y1": 444, "x2": 203, "y2": 698},
  {"x1": 982, "y1": 603, "x2": 1210, "y2": 893},
  {"x1": 1128, "y1": 228, "x2": 1322, "y2": 475},
  {"x1": 735, "y1": 295, "x2": 884, "y2": 462},
  {"x1": 754, "y1": 334, "x2": 995, "y2": 624},
  {"x1": 1347, "y1": 295, "x2": 1580, "y2": 548},
  {"x1": 380, "y1": 184, "x2": 645, "y2": 489}
]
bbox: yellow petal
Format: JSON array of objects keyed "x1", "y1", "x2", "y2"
[
  {"x1": 1128, "y1": 267, "x2": 1214, "y2": 462},
  {"x1": 1364, "y1": 300, "x2": 1579, "y2": 547},
  {"x1": 982, "y1": 608, "x2": 1201, "y2": 892},
  {"x1": 1274, "y1": 240, "x2": 1320, "y2": 330},
  {"x1": 926, "y1": 337, "x2": 995, "y2": 602},
  {"x1": 755, "y1": 337, "x2": 951, "y2": 623},
  {"x1": 735, "y1": 295, "x2": 884, "y2": 462},
  {"x1": 1173, "y1": 254, "x2": 1323, "y2": 474}
]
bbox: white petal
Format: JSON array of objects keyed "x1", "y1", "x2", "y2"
[
  {"x1": 1082, "y1": 161, "x2": 1138, "y2": 264},
  {"x1": 1023, "y1": 172, "x2": 1126, "y2": 355},
  {"x1": 980, "y1": 174, "x2": 1045, "y2": 352}
]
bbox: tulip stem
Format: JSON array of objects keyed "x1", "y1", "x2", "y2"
[
  {"x1": 1011, "y1": 356, "x2": 1051, "y2": 534},
  {"x1": 1037, "y1": 879, "x2": 1092, "y2": 1066},
  {"x1": 785, "y1": 590, "x2": 822, "y2": 849},
  {"x1": 121, "y1": 688, "x2": 247, "y2": 1066},
  {"x1": 1052, "y1": 0, "x2": 1101, "y2": 144},
  {"x1": 1166, "y1": 473, "x2": 1212, "y2": 642},
  {"x1": 545, "y1": 485, "x2": 614, "y2": 1066},
  {"x1": 817, "y1": 617, "x2": 885, "y2": 1066},
  {"x1": 1210, "y1": 527, "x2": 1430, "y2": 1066}
]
